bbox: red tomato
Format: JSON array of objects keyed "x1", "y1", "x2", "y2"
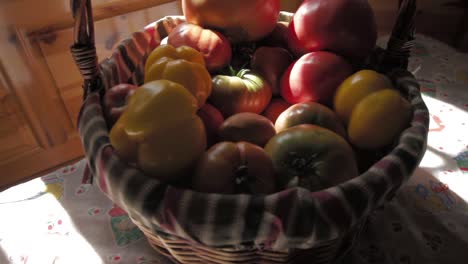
[
  {"x1": 192, "y1": 142, "x2": 277, "y2": 194},
  {"x1": 197, "y1": 103, "x2": 225, "y2": 147},
  {"x1": 182, "y1": 0, "x2": 280, "y2": 43},
  {"x1": 103, "y1": 84, "x2": 138, "y2": 126},
  {"x1": 275, "y1": 102, "x2": 347, "y2": 139},
  {"x1": 251, "y1": 46, "x2": 294, "y2": 95},
  {"x1": 262, "y1": 98, "x2": 291, "y2": 124},
  {"x1": 218, "y1": 113, "x2": 276, "y2": 147},
  {"x1": 168, "y1": 22, "x2": 232, "y2": 72},
  {"x1": 144, "y1": 26, "x2": 159, "y2": 50},
  {"x1": 258, "y1": 21, "x2": 290, "y2": 49},
  {"x1": 288, "y1": 0, "x2": 377, "y2": 63},
  {"x1": 280, "y1": 51, "x2": 353, "y2": 106}
]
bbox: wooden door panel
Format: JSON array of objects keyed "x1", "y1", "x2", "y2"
[
  {"x1": 37, "y1": 1, "x2": 182, "y2": 128},
  {"x1": 0, "y1": 0, "x2": 182, "y2": 190},
  {"x1": 0, "y1": 90, "x2": 39, "y2": 164}
]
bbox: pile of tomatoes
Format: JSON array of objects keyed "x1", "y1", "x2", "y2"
[{"x1": 104, "y1": 0, "x2": 412, "y2": 195}]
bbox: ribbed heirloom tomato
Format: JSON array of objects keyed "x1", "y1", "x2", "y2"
[
  {"x1": 182, "y1": 0, "x2": 280, "y2": 43},
  {"x1": 192, "y1": 142, "x2": 277, "y2": 194},
  {"x1": 265, "y1": 124, "x2": 358, "y2": 192},
  {"x1": 168, "y1": 22, "x2": 232, "y2": 72},
  {"x1": 210, "y1": 69, "x2": 272, "y2": 117}
]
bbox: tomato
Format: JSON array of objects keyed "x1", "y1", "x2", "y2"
[
  {"x1": 287, "y1": 0, "x2": 377, "y2": 64},
  {"x1": 144, "y1": 44, "x2": 205, "y2": 74},
  {"x1": 197, "y1": 103, "x2": 225, "y2": 147},
  {"x1": 264, "y1": 124, "x2": 358, "y2": 192},
  {"x1": 280, "y1": 51, "x2": 353, "y2": 106},
  {"x1": 167, "y1": 22, "x2": 232, "y2": 72},
  {"x1": 258, "y1": 21, "x2": 290, "y2": 49},
  {"x1": 192, "y1": 142, "x2": 276, "y2": 194},
  {"x1": 218, "y1": 113, "x2": 276, "y2": 147},
  {"x1": 144, "y1": 45, "x2": 211, "y2": 108},
  {"x1": 210, "y1": 69, "x2": 272, "y2": 117},
  {"x1": 347, "y1": 89, "x2": 412, "y2": 149},
  {"x1": 251, "y1": 46, "x2": 294, "y2": 95},
  {"x1": 103, "y1": 84, "x2": 138, "y2": 126},
  {"x1": 275, "y1": 102, "x2": 347, "y2": 139},
  {"x1": 229, "y1": 43, "x2": 257, "y2": 71},
  {"x1": 182, "y1": 0, "x2": 280, "y2": 43},
  {"x1": 333, "y1": 69, "x2": 393, "y2": 124},
  {"x1": 262, "y1": 98, "x2": 291, "y2": 124},
  {"x1": 109, "y1": 80, "x2": 206, "y2": 181}
]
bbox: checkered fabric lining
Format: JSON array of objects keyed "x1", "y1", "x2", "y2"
[{"x1": 77, "y1": 16, "x2": 429, "y2": 251}]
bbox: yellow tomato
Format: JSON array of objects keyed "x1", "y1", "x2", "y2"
[
  {"x1": 109, "y1": 80, "x2": 206, "y2": 181},
  {"x1": 144, "y1": 44, "x2": 205, "y2": 73},
  {"x1": 145, "y1": 58, "x2": 212, "y2": 108},
  {"x1": 144, "y1": 44, "x2": 211, "y2": 108},
  {"x1": 334, "y1": 70, "x2": 393, "y2": 124},
  {"x1": 348, "y1": 89, "x2": 412, "y2": 149},
  {"x1": 138, "y1": 116, "x2": 206, "y2": 179}
]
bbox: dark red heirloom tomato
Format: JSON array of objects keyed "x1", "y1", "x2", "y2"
[
  {"x1": 197, "y1": 103, "x2": 225, "y2": 147},
  {"x1": 192, "y1": 142, "x2": 277, "y2": 194},
  {"x1": 258, "y1": 21, "x2": 290, "y2": 49},
  {"x1": 251, "y1": 46, "x2": 294, "y2": 95},
  {"x1": 262, "y1": 98, "x2": 291, "y2": 124},
  {"x1": 218, "y1": 113, "x2": 276, "y2": 147},
  {"x1": 103, "y1": 84, "x2": 138, "y2": 126}
]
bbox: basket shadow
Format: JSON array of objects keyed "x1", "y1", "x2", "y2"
[
  {"x1": 0, "y1": 246, "x2": 9, "y2": 263},
  {"x1": 342, "y1": 167, "x2": 468, "y2": 264}
]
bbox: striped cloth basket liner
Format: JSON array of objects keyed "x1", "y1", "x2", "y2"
[{"x1": 76, "y1": 13, "x2": 430, "y2": 254}]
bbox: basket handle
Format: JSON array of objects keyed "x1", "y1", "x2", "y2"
[
  {"x1": 380, "y1": 0, "x2": 417, "y2": 71},
  {"x1": 70, "y1": 0, "x2": 100, "y2": 98}
]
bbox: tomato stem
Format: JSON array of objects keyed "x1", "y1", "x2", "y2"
[
  {"x1": 287, "y1": 152, "x2": 319, "y2": 173},
  {"x1": 234, "y1": 164, "x2": 251, "y2": 193},
  {"x1": 237, "y1": 69, "x2": 250, "y2": 78},
  {"x1": 228, "y1": 65, "x2": 237, "y2": 76}
]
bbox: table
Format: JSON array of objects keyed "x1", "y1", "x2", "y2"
[{"x1": 1, "y1": 34, "x2": 468, "y2": 264}]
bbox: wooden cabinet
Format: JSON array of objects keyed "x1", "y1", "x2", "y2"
[{"x1": 0, "y1": 0, "x2": 182, "y2": 189}]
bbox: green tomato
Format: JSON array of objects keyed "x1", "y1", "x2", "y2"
[
  {"x1": 210, "y1": 69, "x2": 272, "y2": 117},
  {"x1": 264, "y1": 124, "x2": 358, "y2": 191}
]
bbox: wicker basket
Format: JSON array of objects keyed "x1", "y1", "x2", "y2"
[{"x1": 70, "y1": 1, "x2": 428, "y2": 263}]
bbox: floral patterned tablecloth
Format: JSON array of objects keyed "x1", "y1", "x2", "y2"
[{"x1": 1, "y1": 34, "x2": 467, "y2": 264}]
